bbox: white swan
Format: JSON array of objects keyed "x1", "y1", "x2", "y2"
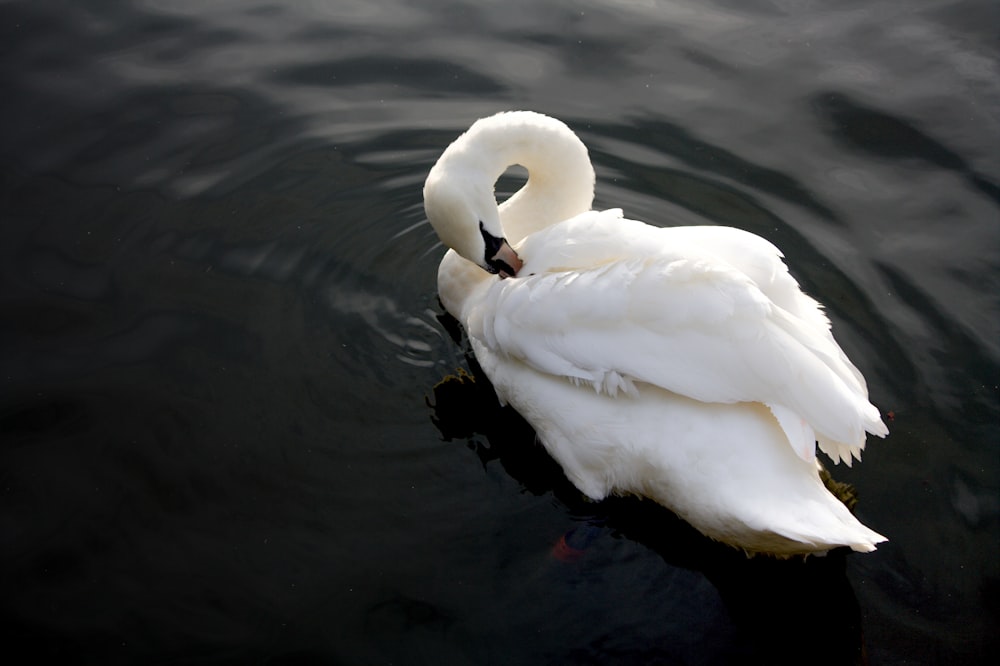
[{"x1": 423, "y1": 111, "x2": 888, "y2": 556}]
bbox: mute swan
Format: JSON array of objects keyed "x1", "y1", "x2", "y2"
[{"x1": 423, "y1": 111, "x2": 888, "y2": 556}]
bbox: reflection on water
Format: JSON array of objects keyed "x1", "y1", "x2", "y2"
[
  {"x1": 429, "y1": 362, "x2": 867, "y2": 664},
  {"x1": 1, "y1": 0, "x2": 997, "y2": 664}
]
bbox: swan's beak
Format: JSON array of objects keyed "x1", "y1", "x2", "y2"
[
  {"x1": 479, "y1": 221, "x2": 523, "y2": 278},
  {"x1": 489, "y1": 239, "x2": 523, "y2": 279}
]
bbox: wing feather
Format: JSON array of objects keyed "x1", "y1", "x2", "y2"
[{"x1": 467, "y1": 214, "x2": 887, "y2": 461}]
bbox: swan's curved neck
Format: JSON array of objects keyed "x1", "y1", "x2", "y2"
[{"x1": 446, "y1": 112, "x2": 596, "y2": 244}]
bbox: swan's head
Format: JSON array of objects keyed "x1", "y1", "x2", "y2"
[{"x1": 423, "y1": 168, "x2": 523, "y2": 278}]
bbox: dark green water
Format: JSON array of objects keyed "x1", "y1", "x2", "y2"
[{"x1": 1, "y1": 1, "x2": 997, "y2": 664}]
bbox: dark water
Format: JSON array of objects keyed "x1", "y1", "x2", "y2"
[{"x1": 1, "y1": 1, "x2": 997, "y2": 664}]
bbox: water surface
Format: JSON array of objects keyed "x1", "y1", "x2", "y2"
[{"x1": 1, "y1": 1, "x2": 997, "y2": 664}]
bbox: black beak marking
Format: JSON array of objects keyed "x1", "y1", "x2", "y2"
[{"x1": 479, "y1": 221, "x2": 515, "y2": 277}]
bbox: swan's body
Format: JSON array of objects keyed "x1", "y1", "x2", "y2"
[{"x1": 424, "y1": 111, "x2": 887, "y2": 556}]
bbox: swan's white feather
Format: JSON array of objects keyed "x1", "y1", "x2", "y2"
[
  {"x1": 471, "y1": 213, "x2": 885, "y2": 463},
  {"x1": 425, "y1": 110, "x2": 888, "y2": 555}
]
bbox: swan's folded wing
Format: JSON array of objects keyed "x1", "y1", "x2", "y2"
[{"x1": 470, "y1": 254, "x2": 886, "y2": 457}]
